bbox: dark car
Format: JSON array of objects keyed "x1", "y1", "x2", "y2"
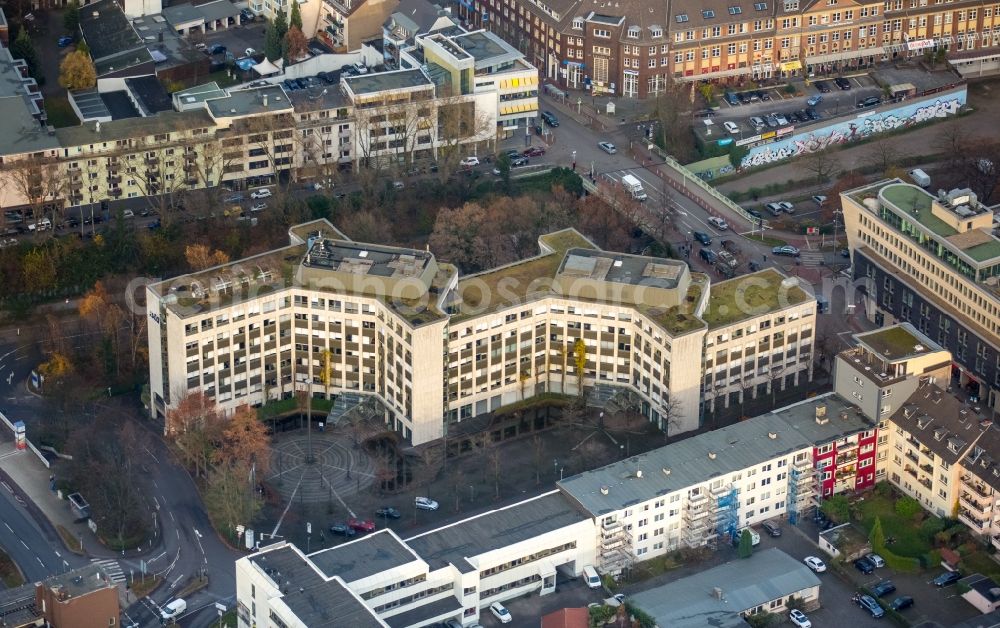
[
  {"x1": 695, "y1": 109, "x2": 718, "y2": 118},
  {"x1": 872, "y1": 581, "x2": 896, "y2": 597},
  {"x1": 857, "y1": 96, "x2": 881, "y2": 108},
  {"x1": 854, "y1": 556, "x2": 876, "y2": 574},
  {"x1": 798, "y1": 109, "x2": 812, "y2": 122},
  {"x1": 933, "y1": 571, "x2": 961, "y2": 586},
  {"x1": 209, "y1": 44, "x2": 227, "y2": 55},
  {"x1": 540, "y1": 111, "x2": 559, "y2": 127},
  {"x1": 57, "y1": 35, "x2": 74, "y2": 47},
  {"x1": 523, "y1": 146, "x2": 546, "y2": 157},
  {"x1": 788, "y1": 111, "x2": 802, "y2": 122},
  {"x1": 805, "y1": 108, "x2": 820, "y2": 120},
  {"x1": 756, "y1": 90, "x2": 771, "y2": 101},
  {"x1": 693, "y1": 231, "x2": 712, "y2": 246},
  {"x1": 317, "y1": 71, "x2": 333, "y2": 83},
  {"x1": 329, "y1": 523, "x2": 357, "y2": 537},
  {"x1": 855, "y1": 594, "x2": 885, "y2": 618},
  {"x1": 724, "y1": 92, "x2": 741, "y2": 106},
  {"x1": 283, "y1": 79, "x2": 300, "y2": 91},
  {"x1": 738, "y1": 92, "x2": 753, "y2": 104},
  {"x1": 890, "y1": 595, "x2": 914, "y2": 611},
  {"x1": 241, "y1": 8, "x2": 256, "y2": 20},
  {"x1": 814, "y1": 80, "x2": 832, "y2": 93},
  {"x1": 835, "y1": 77, "x2": 852, "y2": 90},
  {"x1": 746, "y1": 208, "x2": 763, "y2": 222},
  {"x1": 699, "y1": 249, "x2": 718, "y2": 263},
  {"x1": 510, "y1": 155, "x2": 529, "y2": 167},
  {"x1": 376, "y1": 507, "x2": 401, "y2": 519},
  {"x1": 761, "y1": 521, "x2": 782, "y2": 537},
  {"x1": 348, "y1": 517, "x2": 376, "y2": 533}
]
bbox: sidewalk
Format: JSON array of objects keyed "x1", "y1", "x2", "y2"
[{"x1": 0, "y1": 439, "x2": 159, "y2": 561}]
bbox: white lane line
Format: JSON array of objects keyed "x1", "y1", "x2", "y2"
[{"x1": 20, "y1": 540, "x2": 29, "y2": 549}]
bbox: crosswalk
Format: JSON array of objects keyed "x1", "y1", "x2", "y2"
[
  {"x1": 91, "y1": 558, "x2": 127, "y2": 584},
  {"x1": 797, "y1": 251, "x2": 826, "y2": 266}
]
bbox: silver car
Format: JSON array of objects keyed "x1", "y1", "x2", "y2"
[{"x1": 598, "y1": 141, "x2": 617, "y2": 154}]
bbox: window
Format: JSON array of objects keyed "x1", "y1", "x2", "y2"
[
  {"x1": 572, "y1": 17, "x2": 583, "y2": 28},
  {"x1": 755, "y1": 1, "x2": 767, "y2": 7},
  {"x1": 729, "y1": 5, "x2": 743, "y2": 13},
  {"x1": 594, "y1": 28, "x2": 610, "y2": 37},
  {"x1": 703, "y1": 9, "x2": 716, "y2": 17},
  {"x1": 676, "y1": 13, "x2": 689, "y2": 22},
  {"x1": 651, "y1": 26, "x2": 663, "y2": 37},
  {"x1": 627, "y1": 26, "x2": 640, "y2": 37}
]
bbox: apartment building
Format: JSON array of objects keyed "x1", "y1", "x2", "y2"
[
  {"x1": 842, "y1": 180, "x2": 1000, "y2": 412},
  {"x1": 236, "y1": 491, "x2": 597, "y2": 627},
  {"x1": 317, "y1": 0, "x2": 401, "y2": 50},
  {"x1": 147, "y1": 219, "x2": 815, "y2": 445}
]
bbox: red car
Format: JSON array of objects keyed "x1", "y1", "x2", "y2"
[
  {"x1": 348, "y1": 517, "x2": 376, "y2": 533},
  {"x1": 523, "y1": 146, "x2": 546, "y2": 157}
]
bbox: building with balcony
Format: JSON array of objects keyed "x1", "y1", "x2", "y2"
[
  {"x1": 383, "y1": 0, "x2": 460, "y2": 63},
  {"x1": 843, "y1": 180, "x2": 1000, "y2": 412},
  {"x1": 317, "y1": 0, "x2": 400, "y2": 50}
]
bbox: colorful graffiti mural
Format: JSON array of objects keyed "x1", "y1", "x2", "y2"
[{"x1": 739, "y1": 87, "x2": 967, "y2": 169}]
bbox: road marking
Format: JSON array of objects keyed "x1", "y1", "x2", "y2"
[
  {"x1": 54, "y1": 550, "x2": 60, "y2": 558},
  {"x1": 4, "y1": 523, "x2": 12, "y2": 534},
  {"x1": 144, "y1": 446, "x2": 159, "y2": 463},
  {"x1": 169, "y1": 511, "x2": 175, "y2": 522},
  {"x1": 36, "y1": 557, "x2": 44, "y2": 567},
  {"x1": 20, "y1": 540, "x2": 28, "y2": 549},
  {"x1": 170, "y1": 574, "x2": 184, "y2": 589}
]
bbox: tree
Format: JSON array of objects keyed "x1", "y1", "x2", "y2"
[
  {"x1": 290, "y1": 0, "x2": 303, "y2": 29},
  {"x1": 166, "y1": 390, "x2": 222, "y2": 435},
  {"x1": 573, "y1": 338, "x2": 587, "y2": 393},
  {"x1": 283, "y1": 26, "x2": 308, "y2": 63},
  {"x1": 265, "y1": 9, "x2": 288, "y2": 61},
  {"x1": 821, "y1": 494, "x2": 850, "y2": 523},
  {"x1": 39, "y1": 351, "x2": 73, "y2": 381},
  {"x1": 802, "y1": 150, "x2": 841, "y2": 184},
  {"x1": 64, "y1": 0, "x2": 81, "y2": 31},
  {"x1": 862, "y1": 136, "x2": 900, "y2": 176},
  {"x1": 21, "y1": 247, "x2": 57, "y2": 291},
  {"x1": 895, "y1": 495, "x2": 921, "y2": 519},
  {"x1": 738, "y1": 528, "x2": 754, "y2": 558},
  {"x1": 204, "y1": 462, "x2": 262, "y2": 538},
  {"x1": 58, "y1": 50, "x2": 96, "y2": 90},
  {"x1": 214, "y1": 404, "x2": 271, "y2": 474},
  {"x1": 869, "y1": 516, "x2": 886, "y2": 550},
  {"x1": 10, "y1": 28, "x2": 38, "y2": 78},
  {"x1": 651, "y1": 76, "x2": 695, "y2": 161},
  {"x1": 185, "y1": 243, "x2": 230, "y2": 270}
]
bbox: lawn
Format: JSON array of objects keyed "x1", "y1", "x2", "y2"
[
  {"x1": 959, "y1": 551, "x2": 1000, "y2": 582},
  {"x1": 745, "y1": 233, "x2": 788, "y2": 247},
  {"x1": 0, "y1": 549, "x2": 25, "y2": 588},
  {"x1": 855, "y1": 494, "x2": 933, "y2": 559},
  {"x1": 702, "y1": 268, "x2": 809, "y2": 328},
  {"x1": 44, "y1": 95, "x2": 79, "y2": 128}
]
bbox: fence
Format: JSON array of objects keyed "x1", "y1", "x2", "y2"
[{"x1": 0, "y1": 409, "x2": 51, "y2": 468}]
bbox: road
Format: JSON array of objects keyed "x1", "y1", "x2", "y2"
[{"x1": 0, "y1": 476, "x2": 85, "y2": 582}]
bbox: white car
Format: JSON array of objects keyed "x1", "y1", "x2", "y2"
[
  {"x1": 415, "y1": 496, "x2": 439, "y2": 511},
  {"x1": 723, "y1": 121, "x2": 740, "y2": 134},
  {"x1": 245, "y1": 47, "x2": 256, "y2": 56},
  {"x1": 250, "y1": 188, "x2": 272, "y2": 199},
  {"x1": 250, "y1": 203, "x2": 267, "y2": 212},
  {"x1": 868, "y1": 553, "x2": 885, "y2": 568},
  {"x1": 777, "y1": 201, "x2": 795, "y2": 213},
  {"x1": 459, "y1": 156, "x2": 480, "y2": 167},
  {"x1": 789, "y1": 609, "x2": 812, "y2": 628},
  {"x1": 707, "y1": 216, "x2": 729, "y2": 230},
  {"x1": 489, "y1": 602, "x2": 512, "y2": 624},
  {"x1": 598, "y1": 141, "x2": 617, "y2": 154},
  {"x1": 803, "y1": 556, "x2": 826, "y2": 573}
]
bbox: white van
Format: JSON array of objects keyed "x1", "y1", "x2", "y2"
[
  {"x1": 583, "y1": 565, "x2": 601, "y2": 589},
  {"x1": 160, "y1": 598, "x2": 187, "y2": 621},
  {"x1": 908, "y1": 168, "x2": 930, "y2": 188}
]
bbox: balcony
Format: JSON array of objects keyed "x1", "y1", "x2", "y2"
[
  {"x1": 904, "y1": 451, "x2": 919, "y2": 465},
  {"x1": 992, "y1": 535, "x2": 1000, "y2": 551},
  {"x1": 959, "y1": 509, "x2": 988, "y2": 531},
  {"x1": 962, "y1": 475, "x2": 992, "y2": 499},
  {"x1": 904, "y1": 466, "x2": 918, "y2": 479},
  {"x1": 836, "y1": 452, "x2": 858, "y2": 466},
  {"x1": 918, "y1": 477, "x2": 932, "y2": 490},
  {"x1": 960, "y1": 492, "x2": 990, "y2": 515}
]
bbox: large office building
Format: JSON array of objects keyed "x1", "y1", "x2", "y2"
[
  {"x1": 842, "y1": 179, "x2": 1000, "y2": 412},
  {"x1": 147, "y1": 219, "x2": 815, "y2": 445}
]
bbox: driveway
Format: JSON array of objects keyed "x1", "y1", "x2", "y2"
[
  {"x1": 476, "y1": 578, "x2": 603, "y2": 627},
  {"x1": 201, "y1": 22, "x2": 267, "y2": 58}
]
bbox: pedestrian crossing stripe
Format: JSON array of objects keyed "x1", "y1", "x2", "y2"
[{"x1": 91, "y1": 559, "x2": 127, "y2": 583}]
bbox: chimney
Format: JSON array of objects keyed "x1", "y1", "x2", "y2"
[
  {"x1": 708, "y1": 451, "x2": 717, "y2": 460},
  {"x1": 263, "y1": 93, "x2": 268, "y2": 107},
  {"x1": 599, "y1": 486, "x2": 609, "y2": 495},
  {"x1": 815, "y1": 404, "x2": 828, "y2": 425},
  {"x1": 95, "y1": 120, "x2": 101, "y2": 133},
  {"x1": 662, "y1": 467, "x2": 671, "y2": 476},
  {"x1": 767, "y1": 431, "x2": 777, "y2": 439},
  {"x1": 712, "y1": 587, "x2": 723, "y2": 599},
  {"x1": 635, "y1": 469, "x2": 643, "y2": 478}
]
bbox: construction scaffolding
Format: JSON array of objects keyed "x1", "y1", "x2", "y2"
[
  {"x1": 713, "y1": 486, "x2": 739, "y2": 540},
  {"x1": 598, "y1": 518, "x2": 633, "y2": 575},
  {"x1": 787, "y1": 457, "x2": 815, "y2": 525}
]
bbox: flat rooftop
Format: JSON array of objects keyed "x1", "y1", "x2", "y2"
[
  {"x1": 559, "y1": 392, "x2": 872, "y2": 516},
  {"x1": 206, "y1": 85, "x2": 293, "y2": 118},
  {"x1": 855, "y1": 323, "x2": 938, "y2": 362},
  {"x1": 881, "y1": 183, "x2": 953, "y2": 236},
  {"x1": 449, "y1": 30, "x2": 521, "y2": 68},
  {"x1": 304, "y1": 238, "x2": 433, "y2": 279},
  {"x1": 557, "y1": 249, "x2": 685, "y2": 290},
  {"x1": 55, "y1": 109, "x2": 216, "y2": 145},
  {"x1": 404, "y1": 491, "x2": 589, "y2": 571},
  {"x1": 308, "y1": 530, "x2": 421, "y2": 583},
  {"x1": 630, "y1": 549, "x2": 820, "y2": 628},
  {"x1": 344, "y1": 68, "x2": 433, "y2": 95},
  {"x1": 702, "y1": 268, "x2": 812, "y2": 328}
]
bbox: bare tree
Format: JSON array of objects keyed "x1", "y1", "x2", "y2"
[
  {"x1": 802, "y1": 150, "x2": 841, "y2": 184},
  {"x1": 862, "y1": 136, "x2": 901, "y2": 176},
  {"x1": 434, "y1": 94, "x2": 496, "y2": 182},
  {"x1": 1, "y1": 150, "x2": 65, "y2": 233}
]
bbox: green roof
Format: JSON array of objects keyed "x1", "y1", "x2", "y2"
[
  {"x1": 965, "y1": 240, "x2": 1000, "y2": 262},
  {"x1": 881, "y1": 183, "x2": 956, "y2": 237},
  {"x1": 856, "y1": 324, "x2": 932, "y2": 361},
  {"x1": 703, "y1": 269, "x2": 811, "y2": 328},
  {"x1": 637, "y1": 275, "x2": 707, "y2": 336}
]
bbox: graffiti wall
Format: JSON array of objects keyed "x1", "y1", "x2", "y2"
[{"x1": 739, "y1": 87, "x2": 967, "y2": 169}]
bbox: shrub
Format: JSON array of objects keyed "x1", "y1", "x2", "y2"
[
  {"x1": 589, "y1": 605, "x2": 616, "y2": 627},
  {"x1": 874, "y1": 480, "x2": 894, "y2": 498},
  {"x1": 878, "y1": 547, "x2": 921, "y2": 572},
  {"x1": 895, "y1": 496, "x2": 921, "y2": 519},
  {"x1": 920, "y1": 517, "x2": 946, "y2": 539},
  {"x1": 745, "y1": 611, "x2": 780, "y2": 628}
]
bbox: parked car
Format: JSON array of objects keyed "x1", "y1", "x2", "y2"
[
  {"x1": 746, "y1": 208, "x2": 763, "y2": 222},
  {"x1": 854, "y1": 556, "x2": 876, "y2": 574},
  {"x1": 855, "y1": 594, "x2": 885, "y2": 618},
  {"x1": 749, "y1": 116, "x2": 766, "y2": 129},
  {"x1": 250, "y1": 188, "x2": 272, "y2": 199},
  {"x1": 773, "y1": 113, "x2": 789, "y2": 125},
  {"x1": 224, "y1": 194, "x2": 244, "y2": 203},
  {"x1": 245, "y1": 47, "x2": 257, "y2": 57},
  {"x1": 598, "y1": 141, "x2": 617, "y2": 154},
  {"x1": 797, "y1": 109, "x2": 812, "y2": 121},
  {"x1": 489, "y1": 602, "x2": 512, "y2": 624},
  {"x1": 194, "y1": 42, "x2": 208, "y2": 51},
  {"x1": 283, "y1": 79, "x2": 300, "y2": 91},
  {"x1": 778, "y1": 201, "x2": 794, "y2": 213},
  {"x1": 540, "y1": 111, "x2": 559, "y2": 127},
  {"x1": 699, "y1": 249, "x2": 718, "y2": 264},
  {"x1": 348, "y1": 517, "x2": 376, "y2": 533},
  {"x1": 756, "y1": 89, "x2": 771, "y2": 101},
  {"x1": 241, "y1": 8, "x2": 256, "y2": 20},
  {"x1": 764, "y1": 114, "x2": 779, "y2": 128},
  {"x1": 805, "y1": 108, "x2": 820, "y2": 120},
  {"x1": 376, "y1": 507, "x2": 400, "y2": 519},
  {"x1": 765, "y1": 202, "x2": 784, "y2": 216},
  {"x1": 724, "y1": 121, "x2": 740, "y2": 134},
  {"x1": 738, "y1": 92, "x2": 753, "y2": 104},
  {"x1": 812, "y1": 194, "x2": 828, "y2": 206},
  {"x1": 693, "y1": 231, "x2": 712, "y2": 245},
  {"x1": 872, "y1": 581, "x2": 896, "y2": 597},
  {"x1": 814, "y1": 80, "x2": 832, "y2": 93},
  {"x1": 789, "y1": 609, "x2": 812, "y2": 628},
  {"x1": 57, "y1": 35, "x2": 74, "y2": 47},
  {"x1": 459, "y1": 156, "x2": 480, "y2": 167},
  {"x1": 707, "y1": 216, "x2": 729, "y2": 230},
  {"x1": 210, "y1": 44, "x2": 227, "y2": 55},
  {"x1": 249, "y1": 203, "x2": 267, "y2": 212},
  {"x1": 772, "y1": 245, "x2": 800, "y2": 257},
  {"x1": 523, "y1": 146, "x2": 546, "y2": 157},
  {"x1": 857, "y1": 95, "x2": 881, "y2": 108},
  {"x1": 868, "y1": 553, "x2": 886, "y2": 568},
  {"x1": 761, "y1": 521, "x2": 782, "y2": 537},
  {"x1": 329, "y1": 523, "x2": 356, "y2": 536},
  {"x1": 834, "y1": 76, "x2": 852, "y2": 90},
  {"x1": 803, "y1": 556, "x2": 826, "y2": 572},
  {"x1": 890, "y1": 595, "x2": 914, "y2": 611},
  {"x1": 510, "y1": 155, "x2": 529, "y2": 167},
  {"x1": 724, "y1": 92, "x2": 741, "y2": 106},
  {"x1": 392, "y1": 181, "x2": 405, "y2": 190},
  {"x1": 806, "y1": 95, "x2": 823, "y2": 106},
  {"x1": 415, "y1": 496, "x2": 439, "y2": 511},
  {"x1": 933, "y1": 571, "x2": 961, "y2": 586},
  {"x1": 694, "y1": 109, "x2": 718, "y2": 118},
  {"x1": 788, "y1": 111, "x2": 803, "y2": 122}
]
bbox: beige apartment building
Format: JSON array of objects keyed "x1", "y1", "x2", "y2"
[
  {"x1": 842, "y1": 180, "x2": 1000, "y2": 412},
  {"x1": 147, "y1": 220, "x2": 816, "y2": 446}
]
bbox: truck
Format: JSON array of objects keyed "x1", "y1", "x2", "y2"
[
  {"x1": 715, "y1": 250, "x2": 739, "y2": 277},
  {"x1": 160, "y1": 598, "x2": 187, "y2": 622},
  {"x1": 620, "y1": 174, "x2": 647, "y2": 201},
  {"x1": 908, "y1": 168, "x2": 930, "y2": 188}
]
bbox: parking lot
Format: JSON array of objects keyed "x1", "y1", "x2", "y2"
[
  {"x1": 703, "y1": 75, "x2": 885, "y2": 138},
  {"x1": 200, "y1": 22, "x2": 268, "y2": 59}
]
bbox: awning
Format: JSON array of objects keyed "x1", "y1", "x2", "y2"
[
  {"x1": 253, "y1": 58, "x2": 281, "y2": 76},
  {"x1": 780, "y1": 60, "x2": 802, "y2": 71}
]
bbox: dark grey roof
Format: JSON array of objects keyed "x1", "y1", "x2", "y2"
[
  {"x1": 557, "y1": 247, "x2": 686, "y2": 289},
  {"x1": 309, "y1": 530, "x2": 421, "y2": 583},
  {"x1": 248, "y1": 545, "x2": 387, "y2": 627},
  {"x1": 963, "y1": 427, "x2": 1000, "y2": 492},
  {"x1": 198, "y1": 0, "x2": 241, "y2": 22},
  {"x1": 55, "y1": 109, "x2": 215, "y2": 145},
  {"x1": 125, "y1": 76, "x2": 172, "y2": 114},
  {"x1": 630, "y1": 549, "x2": 821, "y2": 628},
  {"x1": 100, "y1": 91, "x2": 140, "y2": 120},
  {"x1": 963, "y1": 574, "x2": 1000, "y2": 603},
  {"x1": 80, "y1": 0, "x2": 146, "y2": 62},
  {"x1": 206, "y1": 85, "x2": 293, "y2": 118},
  {"x1": 953, "y1": 608, "x2": 1000, "y2": 628},
  {"x1": 384, "y1": 595, "x2": 463, "y2": 628},
  {"x1": 344, "y1": 69, "x2": 432, "y2": 95},
  {"x1": 889, "y1": 383, "x2": 986, "y2": 465},
  {"x1": 404, "y1": 491, "x2": 589, "y2": 571},
  {"x1": 162, "y1": 3, "x2": 203, "y2": 24},
  {"x1": 387, "y1": 0, "x2": 451, "y2": 35},
  {"x1": 0, "y1": 97, "x2": 58, "y2": 155},
  {"x1": 449, "y1": 30, "x2": 522, "y2": 68},
  {"x1": 559, "y1": 393, "x2": 873, "y2": 516}
]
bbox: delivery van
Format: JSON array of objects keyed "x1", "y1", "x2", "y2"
[{"x1": 583, "y1": 565, "x2": 601, "y2": 589}]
